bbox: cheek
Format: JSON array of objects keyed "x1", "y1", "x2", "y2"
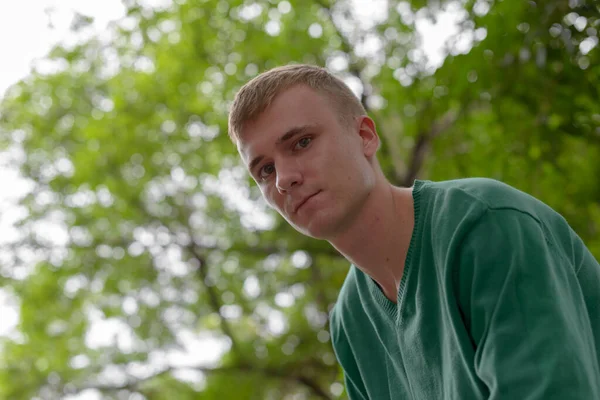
[{"x1": 262, "y1": 185, "x2": 283, "y2": 209}]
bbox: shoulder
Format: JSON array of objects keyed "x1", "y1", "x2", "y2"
[
  {"x1": 329, "y1": 267, "x2": 356, "y2": 349},
  {"x1": 419, "y1": 177, "x2": 528, "y2": 207},
  {"x1": 412, "y1": 178, "x2": 569, "y2": 266},
  {"x1": 454, "y1": 208, "x2": 562, "y2": 318},
  {"x1": 415, "y1": 177, "x2": 564, "y2": 238},
  {"x1": 330, "y1": 266, "x2": 359, "y2": 329},
  {"x1": 419, "y1": 177, "x2": 555, "y2": 216},
  {"x1": 329, "y1": 266, "x2": 374, "y2": 340},
  {"x1": 452, "y1": 196, "x2": 560, "y2": 268},
  {"x1": 463, "y1": 207, "x2": 549, "y2": 251},
  {"x1": 455, "y1": 206, "x2": 581, "y2": 292}
]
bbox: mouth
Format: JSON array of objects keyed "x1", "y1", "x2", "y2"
[{"x1": 294, "y1": 191, "x2": 321, "y2": 214}]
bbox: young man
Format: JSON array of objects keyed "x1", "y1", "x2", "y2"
[{"x1": 228, "y1": 64, "x2": 600, "y2": 399}]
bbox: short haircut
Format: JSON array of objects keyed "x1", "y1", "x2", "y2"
[{"x1": 228, "y1": 64, "x2": 367, "y2": 145}]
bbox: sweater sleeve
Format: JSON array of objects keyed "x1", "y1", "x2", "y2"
[
  {"x1": 329, "y1": 306, "x2": 369, "y2": 400},
  {"x1": 458, "y1": 209, "x2": 600, "y2": 399}
]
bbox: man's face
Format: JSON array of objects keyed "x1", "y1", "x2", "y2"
[{"x1": 237, "y1": 85, "x2": 379, "y2": 239}]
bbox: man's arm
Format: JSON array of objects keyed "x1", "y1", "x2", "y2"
[
  {"x1": 329, "y1": 306, "x2": 369, "y2": 400},
  {"x1": 458, "y1": 209, "x2": 600, "y2": 399}
]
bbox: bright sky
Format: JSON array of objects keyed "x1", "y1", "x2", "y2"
[
  {"x1": 0, "y1": 0, "x2": 126, "y2": 337},
  {"x1": 0, "y1": 1, "x2": 465, "y2": 397},
  {"x1": 0, "y1": 0, "x2": 125, "y2": 97}
]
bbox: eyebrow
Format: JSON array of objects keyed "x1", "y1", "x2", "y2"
[{"x1": 248, "y1": 124, "x2": 317, "y2": 174}]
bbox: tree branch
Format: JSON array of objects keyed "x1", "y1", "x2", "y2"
[
  {"x1": 202, "y1": 363, "x2": 331, "y2": 399},
  {"x1": 186, "y1": 244, "x2": 242, "y2": 356},
  {"x1": 73, "y1": 363, "x2": 332, "y2": 400},
  {"x1": 379, "y1": 114, "x2": 408, "y2": 186},
  {"x1": 227, "y1": 242, "x2": 342, "y2": 259},
  {"x1": 309, "y1": 260, "x2": 329, "y2": 316},
  {"x1": 402, "y1": 108, "x2": 460, "y2": 186},
  {"x1": 296, "y1": 374, "x2": 332, "y2": 400},
  {"x1": 313, "y1": 0, "x2": 370, "y2": 112},
  {"x1": 127, "y1": 199, "x2": 243, "y2": 358}
]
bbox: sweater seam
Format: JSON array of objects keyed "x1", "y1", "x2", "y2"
[
  {"x1": 433, "y1": 184, "x2": 560, "y2": 248},
  {"x1": 461, "y1": 205, "x2": 577, "y2": 283},
  {"x1": 480, "y1": 207, "x2": 576, "y2": 274},
  {"x1": 444, "y1": 185, "x2": 546, "y2": 225}
]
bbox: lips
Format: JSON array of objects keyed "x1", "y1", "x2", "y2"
[{"x1": 293, "y1": 191, "x2": 321, "y2": 214}]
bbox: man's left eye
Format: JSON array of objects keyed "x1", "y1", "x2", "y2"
[{"x1": 295, "y1": 137, "x2": 312, "y2": 149}]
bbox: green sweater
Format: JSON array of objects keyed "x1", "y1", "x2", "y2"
[{"x1": 329, "y1": 178, "x2": 600, "y2": 400}]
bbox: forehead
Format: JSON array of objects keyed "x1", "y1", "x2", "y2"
[{"x1": 236, "y1": 85, "x2": 337, "y2": 164}]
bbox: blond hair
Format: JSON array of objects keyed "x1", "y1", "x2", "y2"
[{"x1": 228, "y1": 64, "x2": 366, "y2": 145}]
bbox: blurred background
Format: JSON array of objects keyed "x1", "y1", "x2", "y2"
[{"x1": 0, "y1": 0, "x2": 598, "y2": 399}]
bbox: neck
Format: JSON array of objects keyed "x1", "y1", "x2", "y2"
[{"x1": 329, "y1": 179, "x2": 415, "y2": 303}]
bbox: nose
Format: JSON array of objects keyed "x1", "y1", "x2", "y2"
[{"x1": 275, "y1": 163, "x2": 302, "y2": 194}]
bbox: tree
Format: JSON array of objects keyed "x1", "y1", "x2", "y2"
[{"x1": 0, "y1": 0, "x2": 598, "y2": 398}]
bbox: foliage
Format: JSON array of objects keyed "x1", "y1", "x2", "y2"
[{"x1": 0, "y1": 0, "x2": 598, "y2": 398}]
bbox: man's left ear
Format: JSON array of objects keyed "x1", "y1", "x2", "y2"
[{"x1": 357, "y1": 116, "x2": 380, "y2": 157}]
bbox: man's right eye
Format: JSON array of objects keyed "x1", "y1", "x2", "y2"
[{"x1": 259, "y1": 164, "x2": 275, "y2": 180}]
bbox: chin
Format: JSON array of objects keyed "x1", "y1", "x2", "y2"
[{"x1": 294, "y1": 213, "x2": 339, "y2": 240}]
